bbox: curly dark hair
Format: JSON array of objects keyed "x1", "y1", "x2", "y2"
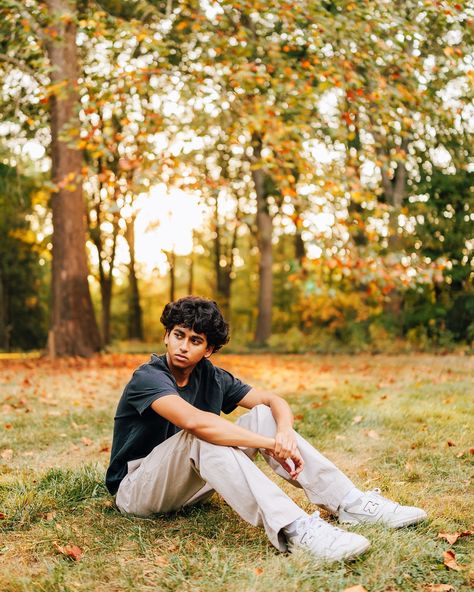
[{"x1": 160, "y1": 296, "x2": 230, "y2": 352}]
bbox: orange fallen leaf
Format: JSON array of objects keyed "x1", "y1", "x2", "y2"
[
  {"x1": 154, "y1": 555, "x2": 169, "y2": 566},
  {"x1": 442, "y1": 549, "x2": 464, "y2": 571},
  {"x1": 343, "y1": 586, "x2": 368, "y2": 592},
  {"x1": 53, "y1": 542, "x2": 83, "y2": 561},
  {"x1": 446, "y1": 439, "x2": 456, "y2": 447},
  {"x1": 1, "y1": 448, "x2": 13, "y2": 460},
  {"x1": 425, "y1": 585, "x2": 454, "y2": 592},
  {"x1": 254, "y1": 567, "x2": 264, "y2": 576},
  {"x1": 438, "y1": 530, "x2": 473, "y2": 545},
  {"x1": 0, "y1": 512, "x2": 6, "y2": 519},
  {"x1": 367, "y1": 430, "x2": 380, "y2": 440},
  {"x1": 44, "y1": 511, "x2": 56, "y2": 521},
  {"x1": 99, "y1": 445, "x2": 110, "y2": 453},
  {"x1": 293, "y1": 414, "x2": 304, "y2": 421},
  {"x1": 351, "y1": 394, "x2": 364, "y2": 400}
]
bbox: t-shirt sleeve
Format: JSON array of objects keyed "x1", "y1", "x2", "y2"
[
  {"x1": 216, "y1": 367, "x2": 252, "y2": 415},
  {"x1": 126, "y1": 365, "x2": 179, "y2": 415}
]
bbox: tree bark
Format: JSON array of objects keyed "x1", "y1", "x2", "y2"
[
  {"x1": 165, "y1": 250, "x2": 176, "y2": 302},
  {"x1": 251, "y1": 135, "x2": 273, "y2": 344},
  {"x1": 0, "y1": 268, "x2": 7, "y2": 350},
  {"x1": 125, "y1": 215, "x2": 144, "y2": 340},
  {"x1": 46, "y1": 0, "x2": 101, "y2": 357}
]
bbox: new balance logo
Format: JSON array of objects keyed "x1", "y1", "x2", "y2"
[{"x1": 363, "y1": 501, "x2": 380, "y2": 515}]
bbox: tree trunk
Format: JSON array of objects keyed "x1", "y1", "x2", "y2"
[
  {"x1": 0, "y1": 268, "x2": 7, "y2": 350},
  {"x1": 252, "y1": 164, "x2": 273, "y2": 345},
  {"x1": 46, "y1": 0, "x2": 101, "y2": 357},
  {"x1": 125, "y1": 216, "x2": 144, "y2": 340},
  {"x1": 166, "y1": 250, "x2": 176, "y2": 302},
  {"x1": 293, "y1": 202, "x2": 306, "y2": 267},
  {"x1": 100, "y1": 277, "x2": 112, "y2": 346}
]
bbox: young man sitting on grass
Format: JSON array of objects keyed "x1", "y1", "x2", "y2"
[{"x1": 106, "y1": 296, "x2": 427, "y2": 562}]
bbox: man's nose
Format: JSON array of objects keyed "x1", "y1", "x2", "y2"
[{"x1": 179, "y1": 339, "x2": 189, "y2": 352}]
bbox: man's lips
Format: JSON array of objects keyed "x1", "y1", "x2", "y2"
[{"x1": 174, "y1": 354, "x2": 188, "y2": 361}]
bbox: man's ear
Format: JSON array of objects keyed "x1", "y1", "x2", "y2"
[
  {"x1": 204, "y1": 346, "x2": 214, "y2": 358},
  {"x1": 164, "y1": 331, "x2": 169, "y2": 347}
]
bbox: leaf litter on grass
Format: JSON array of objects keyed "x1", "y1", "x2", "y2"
[{"x1": 0, "y1": 353, "x2": 473, "y2": 592}]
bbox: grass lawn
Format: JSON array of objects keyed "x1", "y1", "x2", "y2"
[{"x1": 0, "y1": 353, "x2": 472, "y2": 592}]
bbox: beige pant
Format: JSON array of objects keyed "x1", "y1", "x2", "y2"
[{"x1": 116, "y1": 404, "x2": 354, "y2": 550}]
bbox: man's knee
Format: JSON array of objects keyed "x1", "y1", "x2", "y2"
[{"x1": 252, "y1": 404, "x2": 273, "y2": 417}]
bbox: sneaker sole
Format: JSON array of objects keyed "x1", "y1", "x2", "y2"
[
  {"x1": 337, "y1": 538, "x2": 371, "y2": 561},
  {"x1": 289, "y1": 538, "x2": 371, "y2": 563},
  {"x1": 339, "y1": 512, "x2": 427, "y2": 529}
]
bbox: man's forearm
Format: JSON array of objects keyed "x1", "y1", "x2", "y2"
[
  {"x1": 187, "y1": 411, "x2": 275, "y2": 450},
  {"x1": 268, "y1": 396, "x2": 294, "y2": 431}
]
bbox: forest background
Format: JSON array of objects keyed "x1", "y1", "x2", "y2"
[{"x1": 1, "y1": 0, "x2": 473, "y2": 356}]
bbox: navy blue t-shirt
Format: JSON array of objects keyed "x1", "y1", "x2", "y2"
[{"x1": 105, "y1": 353, "x2": 252, "y2": 494}]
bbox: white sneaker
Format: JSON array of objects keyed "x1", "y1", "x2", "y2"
[
  {"x1": 287, "y1": 512, "x2": 370, "y2": 562},
  {"x1": 338, "y1": 488, "x2": 427, "y2": 528}
]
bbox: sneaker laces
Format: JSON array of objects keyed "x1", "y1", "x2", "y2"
[{"x1": 301, "y1": 511, "x2": 345, "y2": 542}]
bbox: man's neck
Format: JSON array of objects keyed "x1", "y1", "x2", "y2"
[{"x1": 166, "y1": 353, "x2": 196, "y2": 387}]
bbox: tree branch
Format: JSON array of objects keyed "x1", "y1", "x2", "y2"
[{"x1": 0, "y1": 53, "x2": 43, "y2": 84}]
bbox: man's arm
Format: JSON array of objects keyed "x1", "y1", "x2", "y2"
[
  {"x1": 238, "y1": 388, "x2": 304, "y2": 478},
  {"x1": 151, "y1": 395, "x2": 276, "y2": 450}
]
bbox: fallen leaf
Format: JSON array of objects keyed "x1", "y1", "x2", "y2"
[
  {"x1": 425, "y1": 585, "x2": 454, "y2": 592},
  {"x1": 0, "y1": 512, "x2": 6, "y2": 519},
  {"x1": 99, "y1": 445, "x2": 110, "y2": 453},
  {"x1": 293, "y1": 414, "x2": 304, "y2": 421},
  {"x1": 254, "y1": 567, "x2": 264, "y2": 576},
  {"x1": 442, "y1": 549, "x2": 464, "y2": 571},
  {"x1": 446, "y1": 439, "x2": 456, "y2": 447},
  {"x1": 343, "y1": 586, "x2": 368, "y2": 592},
  {"x1": 53, "y1": 542, "x2": 83, "y2": 561},
  {"x1": 335, "y1": 434, "x2": 347, "y2": 441},
  {"x1": 351, "y1": 394, "x2": 364, "y2": 400},
  {"x1": 1, "y1": 449, "x2": 13, "y2": 460},
  {"x1": 469, "y1": 447, "x2": 474, "y2": 455},
  {"x1": 81, "y1": 437, "x2": 93, "y2": 446},
  {"x1": 438, "y1": 531, "x2": 473, "y2": 545},
  {"x1": 367, "y1": 430, "x2": 380, "y2": 440},
  {"x1": 103, "y1": 500, "x2": 113, "y2": 508},
  {"x1": 4, "y1": 423, "x2": 12, "y2": 430},
  {"x1": 154, "y1": 555, "x2": 169, "y2": 567},
  {"x1": 44, "y1": 511, "x2": 56, "y2": 521},
  {"x1": 352, "y1": 415, "x2": 363, "y2": 424}
]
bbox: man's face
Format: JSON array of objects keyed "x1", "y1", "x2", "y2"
[{"x1": 164, "y1": 325, "x2": 213, "y2": 369}]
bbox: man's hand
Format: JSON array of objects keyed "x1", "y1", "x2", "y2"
[
  {"x1": 265, "y1": 446, "x2": 304, "y2": 480},
  {"x1": 266, "y1": 428, "x2": 304, "y2": 480},
  {"x1": 274, "y1": 428, "x2": 298, "y2": 459}
]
